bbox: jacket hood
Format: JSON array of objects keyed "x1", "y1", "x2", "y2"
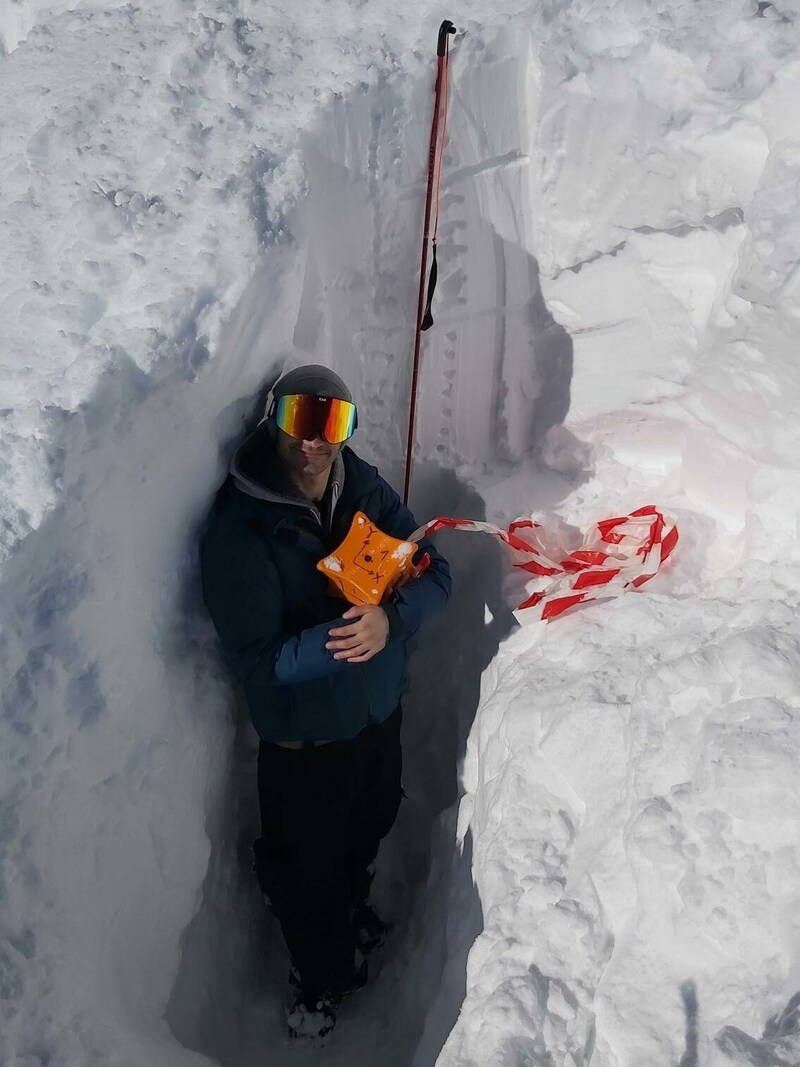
[{"x1": 229, "y1": 420, "x2": 346, "y2": 524}]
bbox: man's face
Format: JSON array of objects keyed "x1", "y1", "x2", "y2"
[{"x1": 275, "y1": 425, "x2": 342, "y2": 479}]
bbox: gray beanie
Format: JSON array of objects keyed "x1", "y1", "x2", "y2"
[{"x1": 267, "y1": 364, "x2": 353, "y2": 419}]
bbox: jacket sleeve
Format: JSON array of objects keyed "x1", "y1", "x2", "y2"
[
  {"x1": 200, "y1": 517, "x2": 350, "y2": 688},
  {"x1": 372, "y1": 477, "x2": 452, "y2": 640}
]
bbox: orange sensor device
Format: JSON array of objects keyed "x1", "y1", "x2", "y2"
[{"x1": 317, "y1": 512, "x2": 425, "y2": 606}]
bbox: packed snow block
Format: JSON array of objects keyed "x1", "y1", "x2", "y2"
[{"x1": 318, "y1": 510, "x2": 419, "y2": 606}]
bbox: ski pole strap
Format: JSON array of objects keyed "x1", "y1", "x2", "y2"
[
  {"x1": 421, "y1": 21, "x2": 455, "y2": 332},
  {"x1": 421, "y1": 243, "x2": 438, "y2": 331}
]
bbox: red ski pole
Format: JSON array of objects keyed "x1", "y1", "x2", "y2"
[{"x1": 403, "y1": 19, "x2": 456, "y2": 506}]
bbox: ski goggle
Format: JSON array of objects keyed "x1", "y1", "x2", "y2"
[{"x1": 273, "y1": 393, "x2": 358, "y2": 444}]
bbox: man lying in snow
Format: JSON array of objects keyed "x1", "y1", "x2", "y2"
[{"x1": 200, "y1": 364, "x2": 451, "y2": 1041}]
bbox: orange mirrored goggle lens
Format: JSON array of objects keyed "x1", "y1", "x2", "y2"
[{"x1": 275, "y1": 394, "x2": 357, "y2": 444}]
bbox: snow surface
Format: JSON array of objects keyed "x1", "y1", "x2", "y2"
[{"x1": 2, "y1": 1, "x2": 800, "y2": 1065}]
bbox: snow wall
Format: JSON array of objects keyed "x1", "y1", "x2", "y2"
[{"x1": 2, "y1": 2, "x2": 800, "y2": 1066}]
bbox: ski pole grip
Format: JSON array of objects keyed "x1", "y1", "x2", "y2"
[{"x1": 437, "y1": 20, "x2": 456, "y2": 56}]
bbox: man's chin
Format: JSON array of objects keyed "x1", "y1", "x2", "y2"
[{"x1": 296, "y1": 455, "x2": 331, "y2": 473}]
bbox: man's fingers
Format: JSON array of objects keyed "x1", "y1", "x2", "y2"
[
  {"x1": 328, "y1": 623, "x2": 361, "y2": 639},
  {"x1": 342, "y1": 605, "x2": 371, "y2": 619},
  {"x1": 328, "y1": 634, "x2": 362, "y2": 649},
  {"x1": 327, "y1": 608, "x2": 386, "y2": 657},
  {"x1": 344, "y1": 649, "x2": 378, "y2": 663},
  {"x1": 334, "y1": 643, "x2": 372, "y2": 660}
]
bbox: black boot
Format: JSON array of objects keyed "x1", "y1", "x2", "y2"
[
  {"x1": 286, "y1": 991, "x2": 338, "y2": 1042},
  {"x1": 286, "y1": 957, "x2": 368, "y2": 1042}
]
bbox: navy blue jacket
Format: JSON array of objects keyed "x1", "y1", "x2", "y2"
[{"x1": 200, "y1": 427, "x2": 451, "y2": 741}]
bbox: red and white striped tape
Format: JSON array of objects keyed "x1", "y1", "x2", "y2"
[{"x1": 410, "y1": 505, "x2": 679, "y2": 621}]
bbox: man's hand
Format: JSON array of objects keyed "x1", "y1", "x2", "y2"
[{"x1": 327, "y1": 605, "x2": 390, "y2": 663}]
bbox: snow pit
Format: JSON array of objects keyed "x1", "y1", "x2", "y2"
[{"x1": 2, "y1": 3, "x2": 800, "y2": 1067}]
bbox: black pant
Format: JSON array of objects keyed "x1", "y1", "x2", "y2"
[{"x1": 253, "y1": 706, "x2": 403, "y2": 1000}]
